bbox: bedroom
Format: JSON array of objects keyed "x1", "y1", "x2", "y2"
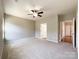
[{"x1": 0, "y1": 0, "x2": 78, "y2": 59}]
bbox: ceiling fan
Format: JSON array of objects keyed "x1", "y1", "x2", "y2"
[{"x1": 28, "y1": 10, "x2": 43, "y2": 18}]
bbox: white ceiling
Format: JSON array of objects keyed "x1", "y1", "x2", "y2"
[{"x1": 3, "y1": 0, "x2": 77, "y2": 20}]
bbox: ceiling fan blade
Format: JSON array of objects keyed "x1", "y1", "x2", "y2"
[
  {"x1": 35, "y1": 10, "x2": 38, "y2": 12},
  {"x1": 38, "y1": 15, "x2": 42, "y2": 17},
  {"x1": 38, "y1": 11, "x2": 43, "y2": 14},
  {"x1": 27, "y1": 14, "x2": 33, "y2": 15},
  {"x1": 31, "y1": 10, "x2": 34, "y2": 12},
  {"x1": 31, "y1": 10, "x2": 38, "y2": 12}
]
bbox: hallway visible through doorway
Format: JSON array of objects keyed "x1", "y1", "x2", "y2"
[
  {"x1": 59, "y1": 19, "x2": 76, "y2": 48},
  {"x1": 62, "y1": 21, "x2": 72, "y2": 43}
]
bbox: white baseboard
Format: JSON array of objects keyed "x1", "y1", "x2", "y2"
[{"x1": 47, "y1": 39, "x2": 58, "y2": 43}]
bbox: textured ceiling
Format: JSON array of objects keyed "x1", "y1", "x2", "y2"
[{"x1": 3, "y1": 0, "x2": 77, "y2": 20}]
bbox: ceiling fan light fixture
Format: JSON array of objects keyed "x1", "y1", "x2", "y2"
[
  {"x1": 33, "y1": 12, "x2": 37, "y2": 17},
  {"x1": 27, "y1": 9, "x2": 43, "y2": 18}
]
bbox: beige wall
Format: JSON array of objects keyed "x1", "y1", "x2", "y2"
[
  {"x1": 0, "y1": 0, "x2": 3, "y2": 42},
  {"x1": 35, "y1": 15, "x2": 58, "y2": 43},
  {"x1": 5, "y1": 15, "x2": 35, "y2": 40},
  {"x1": 0, "y1": 0, "x2": 4, "y2": 59},
  {"x1": 59, "y1": 11, "x2": 77, "y2": 21}
]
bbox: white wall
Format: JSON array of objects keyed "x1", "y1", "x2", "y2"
[
  {"x1": 5, "y1": 15, "x2": 35, "y2": 40},
  {"x1": 35, "y1": 15, "x2": 58, "y2": 43}
]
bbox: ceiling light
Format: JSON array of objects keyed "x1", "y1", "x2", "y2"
[
  {"x1": 27, "y1": 9, "x2": 43, "y2": 18},
  {"x1": 33, "y1": 12, "x2": 37, "y2": 17}
]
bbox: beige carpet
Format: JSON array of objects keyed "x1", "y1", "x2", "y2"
[{"x1": 2, "y1": 38, "x2": 77, "y2": 59}]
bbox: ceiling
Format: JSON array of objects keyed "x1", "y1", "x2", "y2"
[{"x1": 3, "y1": 0, "x2": 77, "y2": 20}]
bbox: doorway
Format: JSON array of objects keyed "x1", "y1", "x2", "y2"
[
  {"x1": 62, "y1": 21, "x2": 72, "y2": 43},
  {"x1": 40, "y1": 23, "x2": 47, "y2": 39},
  {"x1": 59, "y1": 19, "x2": 76, "y2": 48}
]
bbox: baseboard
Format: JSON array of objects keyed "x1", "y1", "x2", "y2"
[{"x1": 47, "y1": 40, "x2": 58, "y2": 43}]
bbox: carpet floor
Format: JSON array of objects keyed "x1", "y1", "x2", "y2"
[{"x1": 2, "y1": 38, "x2": 77, "y2": 59}]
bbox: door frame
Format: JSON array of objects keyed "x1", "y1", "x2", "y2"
[
  {"x1": 59, "y1": 18, "x2": 76, "y2": 48},
  {"x1": 72, "y1": 18, "x2": 76, "y2": 48}
]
